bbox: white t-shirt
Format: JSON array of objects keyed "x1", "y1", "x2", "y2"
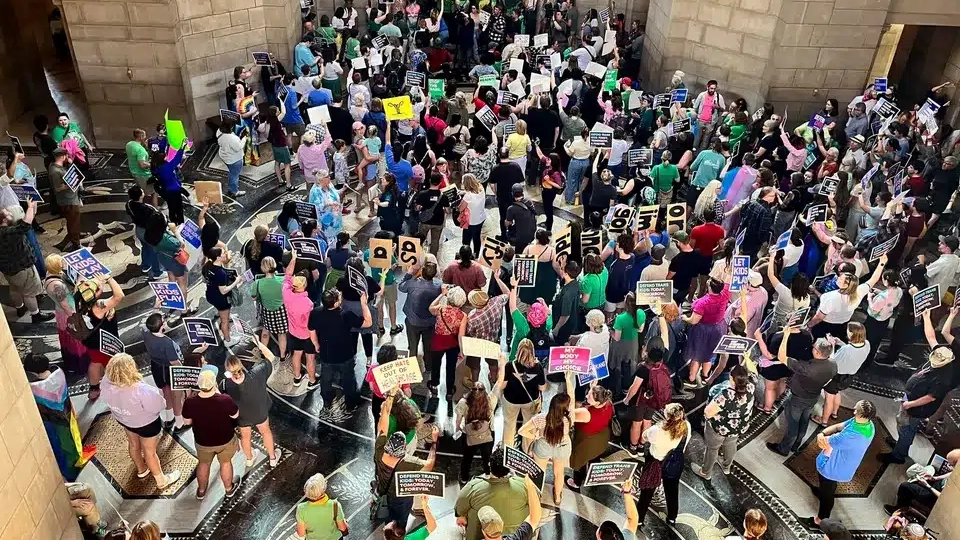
[
  {"x1": 463, "y1": 191, "x2": 487, "y2": 226},
  {"x1": 643, "y1": 421, "x2": 689, "y2": 460},
  {"x1": 818, "y1": 283, "x2": 870, "y2": 324},
  {"x1": 832, "y1": 342, "x2": 871, "y2": 375},
  {"x1": 782, "y1": 242, "x2": 803, "y2": 267},
  {"x1": 773, "y1": 282, "x2": 810, "y2": 318},
  {"x1": 577, "y1": 327, "x2": 610, "y2": 362},
  {"x1": 641, "y1": 262, "x2": 670, "y2": 281}
]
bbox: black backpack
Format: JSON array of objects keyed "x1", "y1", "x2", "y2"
[
  {"x1": 661, "y1": 428, "x2": 690, "y2": 480},
  {"x1": 528, "y1": 324, "x2": 554, "y2": 359}
]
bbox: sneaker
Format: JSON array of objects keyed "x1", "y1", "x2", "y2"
[
  {"x1": 306, "y1": 379, "x2": 320, "y2": 391},
  {"x1": 293, "y1": 374, "x2": 305, "y2": 386},
  {"x1": 627, "y1": 444, "x2": 642, "y2": 458},
  {"x1": 269, "y1": 448, "x2": 282, "y2": 468},
  {"x1": 225, "y1": 476, "x2": 242, "y2": 498},
  {"x1": 691, "y1": 463, "x2": 711, "y2": 481},
  {"x1": 31, "y1": 311, "x2": 55, "y2": 323},
  {"x1": 228, "y1": 190, "x2": 247, "y2": 197},
  {"x1": 245, "y1": 449, "x2": 263, "y2": 468},
  {"x1": 136, "y1": 469, "x2": 151, "y2": 479},
  {"x1": 682, "y1": 379, "x2": 698, "y2": 389},
  {"x1": 721, "y1": 464, "x2": 732, "y2": 475},
  {"x1": 390, "y1": 324, "x2": 404, "y2": 335},
  {"x1": 196, "y1": 487, "x2": 206, "y2": 500},
  {"x1": 883, "y1": 504, "x2": 898, "y2": 516},
  {"x1": 765, "y1": 442, "x2": 789, "y2": 456},
  {"x1": 156, "y1": 470, "x2": 181, "y2": 490},
  {"x1": 15, "y1": 305, "x2": 27, "y2": 318},
  {"x1": 149, "y1": 272, "x2": 165, "y2": 280}
]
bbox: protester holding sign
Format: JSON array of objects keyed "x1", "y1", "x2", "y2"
[
  {"x1": 251, "y1": 256, "x2": 288, "y2": 361},
  {"x1": 0, "y1": 198, "x2": 53, "y2": 324},
  {"x1": 634, "y1": 403, "x2": 689, "y2": 524},
  {"x1": 100, "y1": 353, "x2": 182, "y2": 491},
  {"x1": 142, "y1": 313, "x2": 185, "y2": 430},
  {"x1": 202, "y1": 247, "x2": 244, "y2": 347},
  {"x1": 807, "y1": 255, "x2": 887, "y2": 340},
  {"x1": 74, "y1": 275, "x2": 124, "y2": 401},
  {"x1": 682, "y1": 278, "x2": 730, "y2": 389},
  {"x1": 335, "y1": 257, "x2": 381, "y2": 367},
  {"x1": 567, "y1": 384, "x2": 614, "y2": 489},
  {"x1": 862, "y1": 269, "x2": 903, "y2": 367},
  {"x1": 309, "y1": 275, "x2": 372, "y2": 404},
  {"x1": 48, "y1": 148, "x2": 84, "y2": 250}
]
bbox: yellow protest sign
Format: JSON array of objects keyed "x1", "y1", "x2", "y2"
[{"x1": 383, "y1": 96, "x2": 414, "y2": 121}]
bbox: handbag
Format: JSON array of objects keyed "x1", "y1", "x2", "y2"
[
  {"x1": 174, "y1": 248, "x2": 189, "y2": 265},
  {"x1": 333, "y1": 499, "x2": 350, "y2": 536},
  {"x1": 226, "y1": 269, "x2": 245, "y2": 307},
  {"x1": 610, "y1": 414, "x2": 622, "y2": 438}
]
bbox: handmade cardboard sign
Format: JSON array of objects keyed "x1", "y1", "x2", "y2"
[
  {"x1": 514, "y1": 256, "x2": 537, "y2": 287},
  {"x1": 371, "y1": 356, "x2": 422, "y2": 389},
  {"x1": 461, "y1": 337, "x2": 501, "y2": 359},
  {"x1": 346, "y1": 265, "x2": 367, "y2": 295},
  {"x1": 398, "y1": 235, "x2": 422, "y2": 269},
  {"x1": 194, "y1": 180, "x2": 224, "y2": 204},
  {"x1": 395, "y1": 472, "x2": 445, "y2": 498},
  {"x1": 150, "y1": 282, "x2": 185, "y2": 310},
  {"x1": 581, "y1": 228, "x2": 603, "y2": 257},
  {"x1": 555, "y1": 226, "x2": 574, "y2": 258},
  {"x1": 665, "y1": 203, "x2": 687, "y2": 230},
  {"x1": 479, "y1": 236, "x2": 508, "y2": 269},
  {"x1": 607, "y1": 205, "x2": 636, "y2": 236},
  {"x1": 583, "y1": 462, "x2": 637, "y2": 487},
  {"x1": 634, "y1": 205, "x2": 660, "y2": 231},
  {"x1": 368, "y1": 238, "x2": 393, "y2": 269},
  {"x1": 635, "y1": 281, "x2": 672, "y2": 305},
  {"x1": 713, "y1": 335, "x2": 757, "y2": 356},
  {"x1": 169, "y1": 365, "x2": 203, "y2": 391},
  {"x1": 547, "y1": 346, "x2": 592, "y2": 374}
]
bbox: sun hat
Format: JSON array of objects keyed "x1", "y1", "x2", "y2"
[
  {"x1": 468, "y1": 290, "x2": 489, "y2": 308},
  {"x1": 478, "y1": 506, "x2": 504, "y2": 537},
  {"x1": 930, "y1": 346, "x2": 955, "y2": 368},
  {"x1": 527, "y1": 301, "x2": 548, "y2": 327}
]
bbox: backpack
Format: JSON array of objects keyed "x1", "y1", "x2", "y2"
[
  {"x1": 642, "y1": 362, "x2": 672, "y2": 411},
  {"x1": 661, "y1": 426, "x2": 690, "y2": 480},
  {"x1": 528, "y1": 324, "x2": 554, "y2": 359}
]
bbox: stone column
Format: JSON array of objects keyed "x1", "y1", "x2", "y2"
[
  {"x1": 0, "y1": 0, "x2": 58, "y2": 130},
  {"x1": 0, "y1": 317, "x2": 84, "y2": 540},
  {"x1": 926, "y1": 469, "x2": 960, "y2": 538}
]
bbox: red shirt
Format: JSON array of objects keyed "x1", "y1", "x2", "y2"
[
  {"x1": 577, "y1": 402, "x2": 614, "y2": 435},
  {"x1": 690, "y1": 223, "x2": 725, "y2": 257},
  {"x1": 906, "y1": 173, "x2": 926, "y2": 196}
]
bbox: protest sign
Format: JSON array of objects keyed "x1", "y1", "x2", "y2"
[
  {"x1": 307, "y1": 105, "x2": 331, "y2": 124},
  {"x1": 550, "y1": 52, "x2": 562, "y2": 72},
  {"x1": 169, "y1": 365, "x2": 203, "y2": 391},
  {"x1": 383, "y1": 96, "x2": 414, "y2": 121},
  {"x1": 669, "y1": 118, "x2": 691, "y2": 135},
  {"x1": 589, "y1": 130, "x2": 613, "y2": 148},
  {"x1": 634, "y1": 205, "x2": 660, "y2": 231},
  {"x1": 785, "y1": 306, "x2": 811, "y2": 329},
  {"x1": 713, "y1": 335, "x2": 757, "y2": 356},
  {"x1": 585, "y1": 62, "x2": 606, "y2": 79},
  {"x1": 476, "y1": 105, "x2": 498, "y2": 132},
  {"x1": 351, "y1": 56, "x2": 367, "y2": 70},
  {"x1": 371, "y1": 356, "x2": 423, "y2": 389},
  {"x1": 598, "y1": 7, "x2": 610, "y2": 22},
  {"x1": 666, "y1": 203, "x2": 687, "y2": 230},
  {"x1": 64, "y1": 163, "x2": 84, "y2": 192},
  {"x1": 219, "y1": 109, "x2": 241, "y2": 126},
  {"x1": 811, "y1": 273, "x2": 836, "y2": 289},
  {"x1": 581, "y1": 228, "x2": 603, "y2": 257},
  {"x1": 627, "y1": 148, "x2": 653, "y2": 167},
  {"x1": 497, "y1": 91, "x2": 520, "y2": 107},
  {"x1": 818, "y1": 176, "x2": 840, "y2": 196},
  {"x1": 395, "y1": 472, "x2": 445, "y2": 498},
  {"x1": 874, "y1": 77, "x2": 887, "y2": 92},
  {"x1": 729, "y1": 255, "x2": 751, "y2": 292},
  {"x1": 6, "y1": 133, "x2": 24, "y2": 155},
  {"x1": 289, "y1": 237, "x2": 323, "y2": 262},
  {"x1": 514, "y1": 256, "x2": 537, "y2": 287},
  {"x1": 900, "y1": 268, "x2": 912, "y2": 288},
  {"x1": 913, "y1": 284, "x2": 941, "y2": 316},
  {"x1": 652, "y1": 93, "x2": 671, "y2": 109},
  {"x1": 508, "y1": 58, "x2": 525, "y2": 73},
  {"x1": 372, "y1": 35, "x2": 387, "y2": 50},
  {"x1": 635, "y1": 281, "x2": 672, "y2": 305},
  {"x1": 63, "y1": 248, "x2": 110, "y2": 280},
  {"x1": 398, "y1": 235, "x2": 423, "y2": 268},
  {"x1": 577, "y1": 354, "x2": 610, "y2": 385},
  {"x1": 346, "y1": 266, "x2": 367, "y2": 295},
  {"x1": 479, "y1": 236, "x2": 508, "y2": 269},
  {"x1": 607, "y1": 205, "x2": 636, "y2": 236},
  {"x1": 583, "y1": 462, "x2": 637, "y2": 487},
  {"x1": 918, "y1": 98, "x2": 940, "y2": 124},
  {"x1": 295, "y1": 201, "x2": 318, "y2": 221},
  {"x1": 100, "y1": 330, "x2": 124, "y2": 356},
  {"x1": 874, "y1": 97, "x2": 899, "y2": 120},
  {"x1": 774, "y1": 230, "x2": 792, "y2": 252},
  {"x1": 534, "y1": 33, "x2": 548, "y2": 48},
  {"x1": 735, "y1": 229, "x2": 746, "y2": 253},
  {"x1": 184, "y1": 317, "x2": 219, "y2": 346},
  {"x1": 805, "y1": 204, "x2": 828, "y2": 224},
  {"x1": 555, "y1": 226, "x2": 574, "y2": 258},
  {"x1": 150, "y1": 282, "x2": 185, "y2": 310},
  {"x1": 508, "y1": 79, "x2": 525, "y2": 96},
  {"x1": 478, "y1": 10, "x2": 490, "y2": 24},
  {"x1": 671, "y1": 88, "x2": 688, "y2": 103},
  {"x1": 461, "y1": 337, "x2": 501, "y2": 359},
  {"x1": 514, "y1": 34, "x2": 530, "y2": 47},
  {"x1": 628, "y1": 91, "x2": 643, "y2": 109},
  {"x1": 808, "y1": 114, "x2": 826, "y2": 129},
  {"x1": 405, "y1": 71, "x2": 425, "y2": 88},
  {"x1": 368, "y1": 238, "x2": 393, "y2": 269},
  {"x1": 10, "y1": 184, "x2": 42, "y2": 203},
  {"x1": 194, "y1": 180, "x2": 223, "y2": 204},
  {"x1": 603, "y1": 69, "x2": 618, "y2": 90},
  {"x1": 266, "y1": 232, "x2": 286, "y2": 248},
  {"x1": 177, "y1": 219, "x2": 203, "y2": 269},
  {"x1": 503, "y1": 446, "x2": 545, "y2": 491},
  {"x1": 530, "y1": 73, "x2": 550, "y2": 93},
  {"x1": 478, "y1": 74, "x2": 498, "y2": 88},
  {"x1": 602, "y1": 32, "x2": 617, "y2": 55},
  {"x1": 548, "y1": 346, "x2": 592, "y2": 374},
  {"x1": 428, "y1": 79, "x2": 445, "y2": 100},
  {"x1": 252, "y1": 52, "x2": 272, "y2": 65},
  {"x1": 869, "y1": 233, "x2": 900, "y2": 261}
]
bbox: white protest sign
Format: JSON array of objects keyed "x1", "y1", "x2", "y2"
[{"x1": 372, "y1": 356, "x2": 423, "y2": 389}]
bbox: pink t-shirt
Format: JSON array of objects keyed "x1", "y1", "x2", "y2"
[
  {"x1": 699, "y1": 93, "x2": 715, "y2": 123},
  {"x1": 693, "y1": 287, "x2": 730, "y2": 324},
  {"x1": 283, "y1": 274, "x2": 313, "y2": 339}
]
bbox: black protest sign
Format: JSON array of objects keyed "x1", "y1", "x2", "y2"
[
  {"x1": 295, "y1": 201, "x2": 318, "y2": 221},
  {"x1": 184, "y1": 317, "x2": 219, "y2": 346},
  {"x1": 398, "y1": 235, "x2": 423, "y2": 269},
  {"x1": 7, "y1": 133, "x2": 24, "y2": 155},
  {"x1": 252, "y1": 51, "x2": 272, "y2": 66},
  {"x1": 479, "y1": 236, "x2": 508, "y2": 269},
  {"x1": 503, "y1": 123, "x2": 517, "y2": 136},
  {"x1": 818, "y1": 176, "x2": 840, "y2": 196},
  {"x1": 405, "y1": 71, "x2": 425, "y2": 88},
  {"x1": 634, "y1": 205, "x2": 660, "y2": 231},
  {"x1": 874, "y1": 97, "x2": 899, "y2": 120},
  {"x1": 913, "y1": 284, "x2": 941, "y2": 316},
  {"x1": 514, "y1": 256, "x2": 537, "y2": 287},
  {"x1": 368, "y1": 238, "x2": 393, "y2": 269},
  {"x1": 395, "y1": 471, "x2": 445, "y2": 497},
  {"x1": 869, "y1": 233, "x2": 899, "y2": 262},
  {"x1": 652, "y1": 93, "x2": 671, "y2": 109},
  {"x1": 589, "y1": 130, "x2": 613, "y2": 148},
  {"x1": 476, "y1": 105, "x2": 498, "y2": 132},
  {"x1": 670, "y1": 118, "x2": 691, "y2": 134},
  {"x1": 607, "y1": 205, "x2": 636, "y2": 236},
  {"x1": 713, "y1": 335, "x2": 757, "y2": 356},
  {"x1": 785, "y1": 306, "x2": 811, "y2": 329},
  {"x1": 503, "y1": 446, "x2": 545, "y2": 491},
  {"x1": 635, "y1": 280, "x2": 672, "y2": 305},
  {"x1": 289, "y1": 237, "x2": 324, "y2": 262},
  {"x1": 372, "y1": 35, "x2": 387, "y2": 50},
  {"x1": 665, "y1": 203, "x2": 687, "y2": 230},
  {"x1": 169, "y1": 365, "x2": 203, "y2": 391},
  {"x1": 805, "y1": 204, "x2": 828, "y2": 224},
  {"x1": 497, "y1": 91, "x2": 520, "y2": 107},
  {"x1": 555, "y1": 226, "x2": 574, "y2": 258},
  {"x1": 581, "y1": 228, "x2": 603, "y2": 257},
  {"x1": 583, "y1": 461, "x2": 637, "y2": 487},
  {"x1": 900, "y1": 268, "x2": 912, "y2": 288},
  {"x1": 347, "y1": 266, "x2": 368, "y2": 295},
  {"x1": 628, "y1": 148, "x2": 653, "y2": 167},
  {"x1": 99, "y1": 330, "x2": 124, "y2": 356},
  {"x1": 220, "y1": 109, "x2": 242, "y2": 125}
]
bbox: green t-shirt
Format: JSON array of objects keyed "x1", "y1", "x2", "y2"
[
  {"x1": 344, "y1": 37, "x2": 361, "y2": 60},
  {"x1": 579, "y1": 266, "x2": 608, "y2": 309},
  {"x1": 613, "y1": 310, "x2": 646, "y2": 341},
  {"x1": 296, "y1": 499, "x2": 344, "y2": 540},
  {"x1": 125, "y1": 141, "x2": 151, "y2": 179},
  {"x1": 253, "y1": 275, "x2": 285, "y2": 310},
  {"x1": 364, "y1": 249, "x2": 396, "y2": 285},
  {"x1": 651, "y1": 163, "x2": 679, "y2": 193},
  {"x1": 405, "y1": 525, "x2": 430, "y2": 540},
  {"x1": 509, "y1": 309, "x2": 553, "y2": 360}
]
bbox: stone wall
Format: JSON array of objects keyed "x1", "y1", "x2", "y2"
[
  {"x1": 0, "y1": 0, "x2": 59, "y2": 130},
  {"x1": 0, "y1": 317, "x2": 84, "y2": 540}
]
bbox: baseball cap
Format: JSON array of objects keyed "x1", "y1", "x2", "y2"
[
  {"x1": 619, "y1": 77, "x2": 632, "y2": 88},
  {"x1": 819, "y1": 519, "x2": 852, "y2": 540},
  {"x1": 511, "y1": 183, "x2": 524, "y2": 197},
  {"x1": 478, "y1": 506, "x2": 504, "y2": 537},
  {"x1": 197, "y1": 369, "x2": 217, "y2": 392},
  {"x1": 671, "y1": 230, "x2": 689, "y2": 244},
  {"x1": 939, "y1": 235, "x2": 959, "y2": 252}
]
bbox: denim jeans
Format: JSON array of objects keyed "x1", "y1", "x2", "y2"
[
  {"x1": 891, "y1": 414, "x2": 921, "y2": 460},
  {"x1": 319, "y1": 358, "x2": 359, "y2": 406},
  {"x1": 136, "y1": 227, "x2": 162, "y2": 276},
  {"x1": 26, "y1": 230, "x2": 45, "y2": 279},
  {"x1": 777, "y1": 393, "x2": 816, "y2": 453},
  {"x1": 565, "y1": 158, "x2": 590, "y2": 204},
  {"x1": 226, "y1": 159, "x2": 243, "y2": 194}
]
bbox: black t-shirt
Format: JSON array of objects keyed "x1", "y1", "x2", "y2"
[
  {"x1": 552, "y1": 279, "x2": 582, "y2": 343},
  {"x1": 526, "y1": 108, "x2": 561, "y2": 148},
  {"x1": 415, "y1": 189, "x2": 450, "y2": 226},
  {"x1": 755, "y1": 133, "x2": 779, "y2": 156},
  {"x1": 768, "y1": 329, "x2": 814, "y2": 361},
  {"x1": 328, "y1": 105, "x2": 355, "y2": 143},
  {"x1": 505, "y1": 201, "x2": 536, "y2": 246},
  {"x1": 492, "y1": 162, "x2": 525, "y2": 202},
  {"x1": 629, "y1": 364, "x2": 651, "y2": 406},
  {"x1": 904, "y1": 365, "x2": 953, "y2": 418},
  {"x1": 243, "y1": 239, "x2": 284, "y2": 274},
  {"x1": 504, "y1": 522, "x2": 534, "y2": 540},
  {"x1": 336, "y1": 274, "x2": 382, "y2": 301},
  {"x1": 669, "y1": 250, "x2": 700, "y2": 292},
  {"x1": 308, "y1": 308, "x2": 363, "y2": 363},
  {"x1": 503, "y1": 362, "x2": 545, "y2": 404},
  {"x1": 589, "y1": 181, "x2": 618, "y2": 210}
]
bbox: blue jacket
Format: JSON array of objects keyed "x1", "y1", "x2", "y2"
[
  {"x1": 154, "y1": 147, "x2": 185, "y2": 192},
  {"x1": 816, "y1": 419, "x2": 874, "y2": 482},
  {"x1": 385, "y1": 143, "x2": 414, "y2": 193}
]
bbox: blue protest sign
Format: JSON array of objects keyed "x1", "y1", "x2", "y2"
[
  {"x1": 150, "y1": 281, "x2": 186, "y2": 310},
  {"x1": 179, "y1": 219, "x2": 202, "y2": 250},
  {"x1": 735, "y1": 228, "x2": 746, "y2": 253},
  {"x1": 730, "y1": 255, "x2": 750, "y2": 292},
  {"x1": 670, "y1": 88, "x2": 687, "y2": 103},
  {"x1": 63, "y1": 164, "x2": 84, "y2": 192},
  {"x1": 63, "y1": 248, "x2": 110, "y2": 280},
  {"x1": 874, "y1": 77, "x2": 887, "y2": 92},
  {"x1": 183, "y1": 317, "x2": 219, "y2": 346},
  {"x1": 577, "y1": 354, "x2": 610, "y2": 386},
  {"x1": 807, "y1": 114, "x2": 825, "y2": 129},
  {"x1": 266, "y1": 233, "x2": 287, "y2": 248},
  {"x1": 10, "y1": 184, "x2": 43, "y2": 203},
  {"x1": 774, "y1": 230, "x2": 791, "y2": 252}
]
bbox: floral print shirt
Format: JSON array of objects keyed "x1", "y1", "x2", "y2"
[{"x1": 707, "y1": 373, "x2": 757, "y2": 436}]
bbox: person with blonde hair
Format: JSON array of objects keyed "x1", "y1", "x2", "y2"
[
  {"x1": 428, "y1": 285, "x2": 468, "y2": 401},
  {"x1": 222, "y1": 341, "x2": 281, "y2": 469},
  {"x1": 251, "y1": 256, "x2": 287, "y2": 359},
  {"x1": 506, "y1": 119, "x2": 532, "y2": 172},
  {"x1": 815, "y1": 322, "x2": 870, "y2": 425},
  {"x1": 693, "y1": 179, "x2": 724, "y2": 225},
  {"x1": 461, "y1": 173, "x2": 487, "y2": 257},
  {"x1": 130, "y1": 520, "x2": 163, "y2": 540},
  {"x1": 296, "y1": 473, "x2": 349, "y2": 540},
  {"x1": 633, "y1": 403, "x2": 689, "y2": 520},
  {"x1": 101, "y1": 353, "x2": 181, "y2": 490},
  {"x1": 575, "y1": 309, "x2": 610, "y2": 370},
  {"x1": 42, "y1": 254, "x2": 86, "y2": 373},
  {"x1": 501, "y1": 339, "x2": 546, "y2": 450},
  {"x1": 284, "y1": 249, "x2": 318, "y2": 388},
  {"x1": 743, "y1": 509, "x2": 768, "y2": 539},
  {"x1": 807, "y1": 254, "x2": 887, "y2": 339}
]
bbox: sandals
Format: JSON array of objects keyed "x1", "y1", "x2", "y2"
[{"x1": 553, "y1": 491, "x2": 563, "y2": 506}]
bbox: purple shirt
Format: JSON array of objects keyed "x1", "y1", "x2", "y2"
[{"x1": 100, "y1": 378, "x2": 165, "y2": 428}]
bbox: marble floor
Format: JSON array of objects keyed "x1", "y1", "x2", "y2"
[{"x1": 8, "y1": 140, "x2": 949, "y2": 540}]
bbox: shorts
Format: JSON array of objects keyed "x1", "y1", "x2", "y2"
[
  {"x1": 88, "y1": 349, "x2": 112, "y2": 367},
  {"x1": 6, "y1": 266, "x2": 42, "y2": 298},
  {"x1": 696, "y1": 252, "x2": 713, "y2": 276},
  {"x1": 824, "y1": 373, "x2": 854, "y2": 394},
  {"x1": 196, "y1": 436, "x2": 239, "y2": 465},
  {"x1": 284, "y1": 123, "x2": 306, "y2": 137},
  {"x1": 134, "y1": 175, "x2": 156, "y2": 195},
  {"x1": 604, "y1": 300, "x2": 624, "y2": 312},
  {"x1": 382, "y1": 283, "x2": 397, "y2": 304},
  {"x1": 206, "y1": 293, "x2": 230, "y2": 312},
  {"x1": 532, "y1": 438, "x2": 572, "y2": 461},
  {"x1": 150, "y1": 361, "x2": 172, "y2": 388},
  {"x1": 159, "y1": 253, "x2": 187, "y2": 277},
  {"x1": 627, "y1": 402, "x2": 654, "y2": 422},
  {"x1": 289, "y1": 334, "x2": 316, "y2": 353},
  {"x1": 273, "y1": 146, "x2": 292, "y2": 165},
  {"x1": 120, "y1": 417, "x2": 162, "y2": 438}
]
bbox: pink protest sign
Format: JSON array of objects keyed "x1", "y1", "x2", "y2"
[{"x1": 548, "y1": 346, "x2": 592, "y2": 374}]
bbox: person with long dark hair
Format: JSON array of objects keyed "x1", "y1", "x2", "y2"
[
  {"x1": 443, "y1": 245, "x2": 487, "y2": 291},
  {"x1": 567, "y1": 384, "x2": 614, "y2": 489},
  {"x1": 455, "y1": 354, "x2": 506, "y2": 483},
  {"x1": 151, "y1": 142, "x2": 188, "y2": 224},
  {"x1": 374, "y1": 173, "x2": 404, "y2": 237},
  {"x1": 277, "y1": 200, "x2": 301, "y2": 238},
  {"x1": 693, "y1": 365, "x2": 756, "y2": 481},
  {"x1": 203, "y1": 246, "x2": 243, "y2": 346}
]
